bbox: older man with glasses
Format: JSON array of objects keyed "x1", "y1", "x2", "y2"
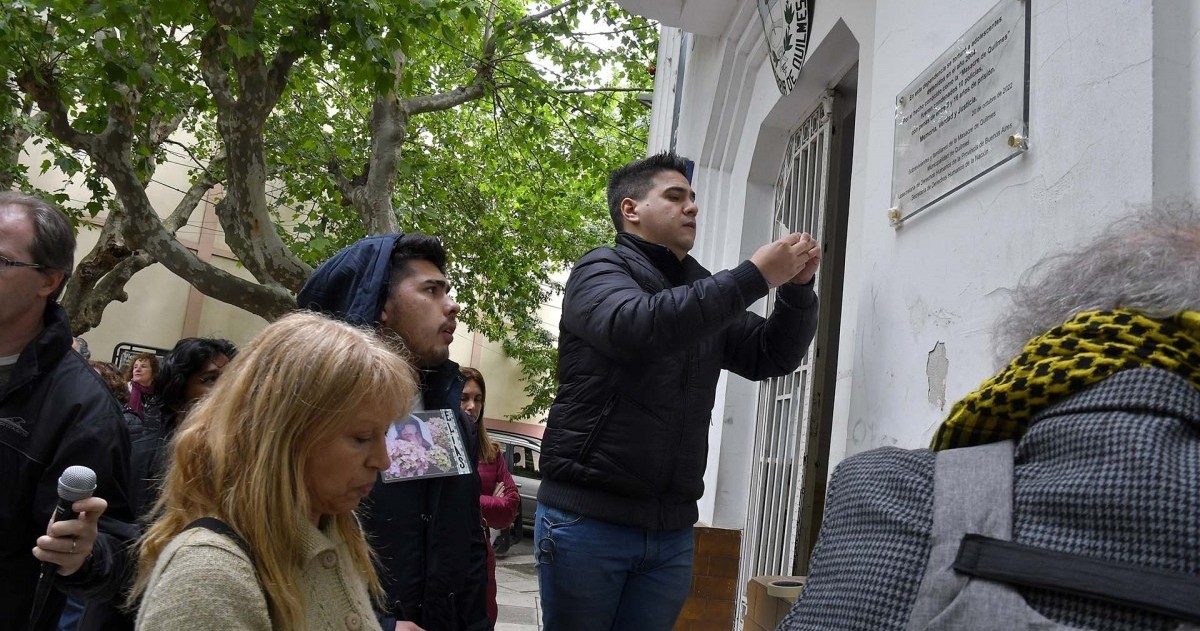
[{"x1": 0, "y1": 191, "x2": 135, "y2": 631}]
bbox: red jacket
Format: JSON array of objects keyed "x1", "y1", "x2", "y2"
[
  {"x1": 477, "y1": 456, "x2": 519, "y2": 530},
  {"x1": 477, "y1": 455, "x2": 519, "y2": 624}
]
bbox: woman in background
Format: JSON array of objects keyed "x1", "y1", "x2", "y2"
[
  {"x1": 460, "y1": 366, "x2": 520, "y2": 625},
  {"x1": 124, "y1": 352, "x2": 158, "y2": 415},
  {"x1": 132, "y1": 338, "x2": 237, "y2": 515},
  {"x1": 132, "y1": 312, "x2": 417, "y2": 631},
  {"x1": 90, "y1": 359, "x2": 148, "y2": 441}
]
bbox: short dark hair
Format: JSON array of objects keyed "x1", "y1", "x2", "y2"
[
  {"x1": 388, "y1": 233, "x2": 447, "y2": 288},
  {"x1": 0, "y1": 191, "x2": 76, "y2": 299},
  {"x1": 154, "y1": 337, "x2": 237, "y2": 414},
  {"x1": 606, "y1": 151, "x2": 690, "y2": 231}
]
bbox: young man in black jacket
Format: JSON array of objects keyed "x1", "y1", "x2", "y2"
[
  {"x1": 0, "y1": 192, "x2": 135, "y2": 631},
  {"x1": 298, "y1": 233, "x2": 488, "y2": 631},
  {"x1": 536, "y1": 152, "x2": 822, "y2": 631}
]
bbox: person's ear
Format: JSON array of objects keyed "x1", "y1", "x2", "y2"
[
  {"x1": 620, "y1": 197, "x2": 640, "y2": 228},
  {"x1": 37, "y1": 270, "x2": 65, "y2": 299},
  {"x1": 378, "y1": 293, "x2": 392, "y2": 327}
]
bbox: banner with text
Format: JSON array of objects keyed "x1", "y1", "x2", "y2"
[{"x1": 891, "y1": 0, "x2": 1029, "y2": 222}]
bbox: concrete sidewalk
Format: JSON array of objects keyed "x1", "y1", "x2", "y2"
[{"x1": 494, "y1": 537, "x2": 541, "y2": 630}]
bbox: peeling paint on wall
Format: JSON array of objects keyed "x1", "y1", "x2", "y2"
[{"x1": 927, "y1": 341, "x2": 949, "y2": 410}]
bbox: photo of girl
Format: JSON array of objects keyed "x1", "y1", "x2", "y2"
[{"x1": 382, "y1": 410, "x2": 469, "y2": 481}]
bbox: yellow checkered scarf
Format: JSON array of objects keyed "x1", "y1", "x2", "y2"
[{"x1": 931, "y1": 310, "x2": 1200, "y2": 451}]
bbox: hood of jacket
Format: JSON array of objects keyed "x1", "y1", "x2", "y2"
[{"x1": 296, "y1": 233, "x2": 402, "y2": 325}]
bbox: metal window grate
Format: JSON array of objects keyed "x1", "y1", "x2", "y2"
[{"x1": 736, "y1": 92, "x2": 833, "y2": 629}]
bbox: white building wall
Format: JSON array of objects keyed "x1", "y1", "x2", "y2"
[
  {"x1": 848, "y1": 0, "x2": 1159, "y2": 457},
  {"x1": 629, "y1": 0, "x2": 1199, "y2": 529}
]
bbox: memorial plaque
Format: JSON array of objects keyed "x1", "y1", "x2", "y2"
[{"x1": 891, "y1": 0, "x2": 1029, "y2": 223}]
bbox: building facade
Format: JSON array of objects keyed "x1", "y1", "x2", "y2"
[{"x1": 617, "y1": 0, "x2": 1199, "y2": 624}]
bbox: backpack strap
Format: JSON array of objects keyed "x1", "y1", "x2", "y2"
[
  {"x1": 954, "y1": 534, "x2": 1200, "y2": 624},
  {"x1": 184, "y1": 517, "x2": 254, "y2": 561},
  {"x1": 907, "y1": 440, "x2": 1200, "y2": 628},
  {"x1": 905, "y1": 440, "x2": 1015, "y2": 631}
]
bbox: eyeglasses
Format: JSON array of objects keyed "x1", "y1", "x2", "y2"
[{"x1": 0, "y1": 254, "x2": 47, "y2": 271}]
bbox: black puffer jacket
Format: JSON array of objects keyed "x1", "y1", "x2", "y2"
[
  {"x1": 0, "y1": 305, "x2": 136, "y2": 630},
  {"x1": 539, "y1": 233, "x2": 819, "y2": 530},
  {"x1": 127, "y1": 399, "x2": 177, "y2": 519},
  {"x1": 362, "y1": 364, "x2": 487, "y2": 631}
]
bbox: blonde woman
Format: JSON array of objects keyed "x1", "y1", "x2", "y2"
[{"x1": 131, "y1": 312, "x2": 418, "y2": 631}]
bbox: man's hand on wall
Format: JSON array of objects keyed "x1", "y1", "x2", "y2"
[
  {"x1": 750, "y1": 232, "x2": 822, "y2": 287},
  {"x1": 789, "y1": 234, "x2": 822, "y2": 285}
]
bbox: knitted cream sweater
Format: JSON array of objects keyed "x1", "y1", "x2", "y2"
[{"x1": 136, "y1": 518, "x2": 381, "y2": 631}]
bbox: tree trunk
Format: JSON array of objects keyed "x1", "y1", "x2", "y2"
[{"x1": 59, "y1": 206, "x2": 143, "y2": 335}]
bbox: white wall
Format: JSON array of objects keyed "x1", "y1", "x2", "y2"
[
  {"x1": 636, "y1": 0, "x2": 1200, "y2": 529},
  {"x1": 843, "y1": 0, "x2": 1165, "y2": 458}
]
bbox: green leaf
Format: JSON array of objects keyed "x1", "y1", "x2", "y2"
[
  {"x1": 309, "y1": 236, "x2": 331, "y2": 253},
  {"x1": 227, "y1": 32, "x2": 255, "y2": 59}
]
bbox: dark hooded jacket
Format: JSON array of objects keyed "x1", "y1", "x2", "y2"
[
  {"x1": 0, "y1": 304, "x2": 137, "y2": 631},
  {"x1": 538, "y1": 232, "x2": 819, "y2": 530},
  {"x1": 297, "y1": 234, "x2": 489, "y2": 631}
]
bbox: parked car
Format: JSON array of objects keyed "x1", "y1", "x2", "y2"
[{"x1": 484, "y1": 418, "x2": 544, "y2": 540}]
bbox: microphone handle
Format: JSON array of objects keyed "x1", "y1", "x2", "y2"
[{"x1": 26, "y1": 497, "x2": 82, "y2": 631}]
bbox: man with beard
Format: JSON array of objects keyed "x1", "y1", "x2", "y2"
[{"x1": 298, "y1": 233, "x2": 487, "y2": 631}]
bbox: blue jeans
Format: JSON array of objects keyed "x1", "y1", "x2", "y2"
[{"x1": 535, "y1": 504, "x2": 694, "y2": 631}]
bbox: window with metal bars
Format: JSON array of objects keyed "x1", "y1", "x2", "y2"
[{"x1": 735, "y1": 91, "x2": 834, "y2": 629}]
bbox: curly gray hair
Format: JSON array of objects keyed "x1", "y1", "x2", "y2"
[{"x1": 993, "y1": 199, "x2": 1200, "y2": 364}]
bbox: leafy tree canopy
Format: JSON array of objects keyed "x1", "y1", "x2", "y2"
[{"x1": 0, "y1": 0, "x2": 656, "y2": 418}]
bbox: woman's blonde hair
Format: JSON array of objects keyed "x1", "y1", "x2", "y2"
[{"x1": 130, "y1": 312, "x2": 417, "y2": 629}]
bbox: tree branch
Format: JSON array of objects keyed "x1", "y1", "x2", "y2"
[
  {"x1": 112, "y1": 167, "x2": 296, "y2": 317},
  {"x1": 515, "y1": 0, "x2": 580, "y2": 28},
  {"x1": 199, "y1": 29, "x2": 235, "y2": 110},
  {"x1": 16, "y1": 67, "x2": 95, "y2": 153},
  {"x1": 326, "y1": 156, "x2": 359, "y2": 204},
  {"x1": 199, "y1": 5, "x2": 317, "y2": 290},
  {"x1": 163, "y1": 139, "x2": 222, "y2": 181},
  {"x1": 355, "y1": 94, "x2": 403, "y2": 234},
  {"x1": 60, "y1": 207, "x2": 143, "y2": 334},
  {"x1": 166, "y1": 160, "x2": 222, "y2": 232},
  {"x1": 146, "y1": 109, "x2": 189, "y2": 148},
  {"x1": 404, "y1": 83, "x2": 489, "y2": 116},
  {"x1": 481, "y1": 0, "x2": 500, "y2": 61},
  {"x1": 63, "y1": 154, "x2": 226, "y2": 333},
  {"x1": 1, "y1": 108, "x2": 44, "y2": 189},
  {"x1": 553, "y1": 87, "x2": 649, "y2": 94},
  {"x1": 263, "y1": 10, "x2": 331, "y2": 120}
]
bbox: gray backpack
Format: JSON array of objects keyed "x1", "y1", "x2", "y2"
[{"x1": 779, "y1": 368, "x2": 1200, "y2": 631}]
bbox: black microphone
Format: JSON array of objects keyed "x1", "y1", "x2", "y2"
[{"x1": 26, "y1": 465, "x2": 97, "y2": 631}]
